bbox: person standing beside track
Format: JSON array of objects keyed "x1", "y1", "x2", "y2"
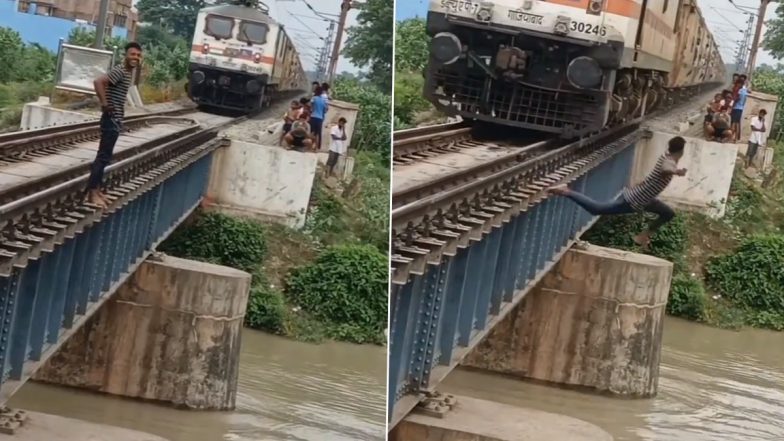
[
  {"x1": 85, "y1": 42, "x2": 142, "y2": 208},
  {"x1": 548, "y1": 136, "x2": 688, "y2": 249},
  {"x1": 310, "y1": 85, "x2": 328, "y2": 151}
]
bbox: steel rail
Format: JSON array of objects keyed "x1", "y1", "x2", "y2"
[
  {"x1": 0, "y1": 114, "x2": 245, "y2": 206},
  {"x1": 0, "y1": 128, "x2": 227, "y2": 276},
  {"x1": 0, "y1": 116, "x2": 199, "y2": 167},
  {"x1": 391, "y1": 119, "x2": 641, "y2": 233},
  {"x1": 0, "y1": 124, "x2": 202, "y2": 204},
  {"x1": 393, "y1": 138, "x2": 559, "y2": 208},
  {"x1": 0, "y1": 114, "x2": 193, "y2": 145},
  {"x1": 393, "y1": 121, "x2": 468, "y2": 141}
]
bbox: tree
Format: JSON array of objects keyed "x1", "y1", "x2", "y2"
[
  {"x1": 67, "y1": 28, "x2": 127, "y2": 52},
  {"x1": 342, "y1": 0, "x2": 393, "y2": 90},
  {"x1": 136, "y1": 0, "x2": 231, "y2": 40},
  {"x1": 395, "y1": 18, "x2": 429, "y2": 72},
  {"x1": 764, "y1": 4, "x2": 784, "y2": 59},
  {"x1": 0, "y1": 27, "x2": 25, "y2": 83}
]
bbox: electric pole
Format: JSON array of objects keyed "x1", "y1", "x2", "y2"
[
  {"x1": 94, "y1": 0, "x2": 111, "y2": 49},
  {"x1": 327, "y1": 0, "x2": 352, "y2": 82},
  {"x1": 735, "y1": 14, "x2": 754, "y2": 73},
  {"x1": 746, "y1": 0, "x2": 775, "y2": 81},
  {"x1": 317, "y1": 21, "x2": 336, "y2": 81}
]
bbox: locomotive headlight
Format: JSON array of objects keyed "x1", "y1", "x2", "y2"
[
  {"x1": 191, "y1": 70, "x2": 206, "y2": 85},
  {"x1": 587, "y1": 0, "x2": 604, "y2": 15},
  {"x1": 477, "y1": 2, "x2": 494, "y2": 21},
  {"x1": 566, "y1": 56, "x2": 603, "y2": 89},
  {"x1": 431, "y1": 32, "x2": 462, "y2": 65},
  {"x1": 246, "y1": 79, "x2": 262, "y2": 94},
  {"x1": 201, "y1": 44, "x2": 210, "y2": 54}
]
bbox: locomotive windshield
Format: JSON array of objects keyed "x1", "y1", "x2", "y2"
[
  {"x1": 238, "y1": 21, "x2": 268, "y2": 45},
  {"x1": 205, "y1": 15, "x2": 234, "y2": 39}
]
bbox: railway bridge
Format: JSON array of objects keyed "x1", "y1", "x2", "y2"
[
  {"x1": 0, "y1": 111, "x2": 237, "y2": 414},
  {"x1": 388, "y1": 120, "x2": 669, "y2": 437}
]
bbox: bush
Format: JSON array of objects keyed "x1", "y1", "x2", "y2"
[
  {"x1": 583, "y1": 211, "x2": 687, "y2": 266},
  {"x1": 394, "y1": 71, "x2": 431, "y2": 127},
  {"x1": 286, "y1": 244, "x2": 388, "y2": 343},
  {"x1": 159, "y1": 212, "x2": 266, "y2": 272},
  {"x1": 332, "y1": 77, "x2": 391, "y2": 159},
  {"x1": 705, "y1": 234, "x2": 784, "y2": 313},
  {"x1": 667, "y1": 273, "x2": 707, "y2": 320},
  {"x1": 245, "y1": 274, "x2": 287, "y2": 334}
]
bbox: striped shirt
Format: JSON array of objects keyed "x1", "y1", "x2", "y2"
[
  {"x1": 622, "y1": 154, "x2": 677, "y2": 210},
  {"x1": 106, "y1": 64, "x2": 132, "y2": 119}
]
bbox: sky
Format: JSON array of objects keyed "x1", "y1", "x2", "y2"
[
  {"x1": 130, "y1": 0, "x2": 361, "y2": 74},
  {"x1": 393, "y1": 0, "x2": 780, "y2": 70}
]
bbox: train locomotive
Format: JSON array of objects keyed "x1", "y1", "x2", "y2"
[
  {"x1": 424, "y1": 0, "x2": 726, "y2": 137},
  {"x1": 187, "y1": 1, "x2": 307, "y2": 112}
]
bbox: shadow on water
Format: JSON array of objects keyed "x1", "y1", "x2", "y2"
[
  {"x1": 8, "y1": 330, "x2": 387, "y2": 441},
  {"x1": 442, "y1": 316, "x2": 784, "y2": 441}
]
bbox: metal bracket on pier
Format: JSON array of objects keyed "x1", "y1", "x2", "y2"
[
  {"x1": 413, "y1": 391, "x2": 458, "y2": 418},
  {"x1": 0, "y1": 407, "x2": 28, "y2": 434}
]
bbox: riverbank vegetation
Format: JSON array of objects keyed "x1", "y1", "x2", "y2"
[{"x1": 585, "y1": 70, "x2": 784, "y2": 331}]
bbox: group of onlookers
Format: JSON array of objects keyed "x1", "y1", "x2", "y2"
[
  {"x1": 703, "y1": 73, "x2": 768, "y2": 167},
  {"x1": 279, "y1": 81, "x2": 349, "y2": 178}
]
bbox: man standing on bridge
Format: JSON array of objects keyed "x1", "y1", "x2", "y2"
[
  {"x1": 85, "y1": 42, "x2": 143, "y2": 208},
  {"x1": 549, "y1": 136, "x2": 688, "y2": 248}
]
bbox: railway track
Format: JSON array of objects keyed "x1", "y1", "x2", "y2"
[
  {"x1": 0, "y1": 108, "x2": 248, "y2": 276},
  {"x1": 393, "y1": 122, "x2": 476, "y2": 165},
  {"x1": 390, "y1": 119, "x2": 643, "y2": 284}
]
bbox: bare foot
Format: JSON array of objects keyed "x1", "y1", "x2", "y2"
[
  {"x1": 87, "y1": 190, "x2": 107, "y2": 209},
  {"x1": 548, "y1": 185, "x2": 570, "y2": 196},
  {"x1": 633, "y1": 232, "x2": 651, "y2": 249}
]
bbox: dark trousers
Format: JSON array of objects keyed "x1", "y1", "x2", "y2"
[
  {"x1": 565, "y1": 191, "x2": 675, "y2": 233},
  {"x1": 310, "y1": 117, "x2": 323, "y2": 149},
  {"x1": 86, "y1": 113, "x2": 122, "y2": 190}
]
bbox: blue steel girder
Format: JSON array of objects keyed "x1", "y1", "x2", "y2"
[
  {"x1": 388, "y1": 138, "x2": 639, "y2": 427},
  {"x1": 0, "y1": 148, "x2": 218, "y2": 403}
]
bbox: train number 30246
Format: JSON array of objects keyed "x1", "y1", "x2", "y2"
[{"x1": 570, "y1": 21, "x2": 607, "y2": 36}]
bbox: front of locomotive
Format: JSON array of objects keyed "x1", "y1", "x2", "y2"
[
  {"x1": 188, "y1": 4, "x2": 278, "y2": 112},
  {"x1": 425, "y1": 0, "x2": 626, "y2": 137}
]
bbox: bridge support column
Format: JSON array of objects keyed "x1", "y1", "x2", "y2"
[
  {"x1": 32, "y1": 255, "x2": 251, "y2": 410},
  {"x1": 390, "y1": 395, "x2": 612, "y2": 441},
  {"x1": 464, "y1": 243, "x2": 672, "y2": 397}
]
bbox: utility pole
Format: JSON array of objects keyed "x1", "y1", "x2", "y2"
[
  {"x1": 746, "y1": 0, "x2": 774, "y2": 82},
  {"x1": 735, "y1": 14, "x2": 754, "y2": 73},
  {"x1": 317, "y1": 21, "x2": 336, "y2": 81},
  {"x1": 94, "y1": 0, "x2": 111, "y2": 49},
  {"x1": 327, "y1": 0, "x2": 352, "y2": 82}
]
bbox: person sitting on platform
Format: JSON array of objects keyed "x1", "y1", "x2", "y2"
[
  {"x1": 712, "y1": 108, "x2": 734, "y2": 143},
  {"x1": 279, "y1": 100, "x2": 301, "y2": 146},
  {"x1": 284, "y1": 112, "x2": 313, "y2": 152},
  {"x1": 548, "y1": 136, "x2": 688, "y2": 249}
]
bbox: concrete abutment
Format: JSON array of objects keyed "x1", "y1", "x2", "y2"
[
  {"x1": 32, "y1": 255, "x2": 251, "y2": 410},
  {"x1": 464, "y1": 243, "x2": 672, "y2": 397}
]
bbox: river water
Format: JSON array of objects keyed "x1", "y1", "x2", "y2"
[
  {"x1": 443, "y1": 317, "x2": 784, "y2": 441},
  {"x1": 7, "y1": 330, "x2": 387, "y2": 441}
]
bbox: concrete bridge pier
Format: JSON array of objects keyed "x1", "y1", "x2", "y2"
[
  {"x1": 464, "y1": 243, "x2": 673, "y2": 397},
  {"x1": 32, "y1": 255, "x2": 251, "y2": 410}
]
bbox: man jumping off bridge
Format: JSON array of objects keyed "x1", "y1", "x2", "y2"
[
  {"x1": 85, "y1": 42, "x2": 143, "y2": 209},
  {"x1": 548, "y1": 135, "x2": 688, "y2": 248}
]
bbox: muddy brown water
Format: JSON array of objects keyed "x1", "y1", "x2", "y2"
[
  {"x1": 8, "y1": 329, "x2": 386, "y2": 441},
  {"x1": 442, "y1": 316, "x2": 784, "y2": 441}
]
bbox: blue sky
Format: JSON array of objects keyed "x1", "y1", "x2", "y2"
[{"x1": 393, "y1": 0, "x2": 777, "y2": 68}]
